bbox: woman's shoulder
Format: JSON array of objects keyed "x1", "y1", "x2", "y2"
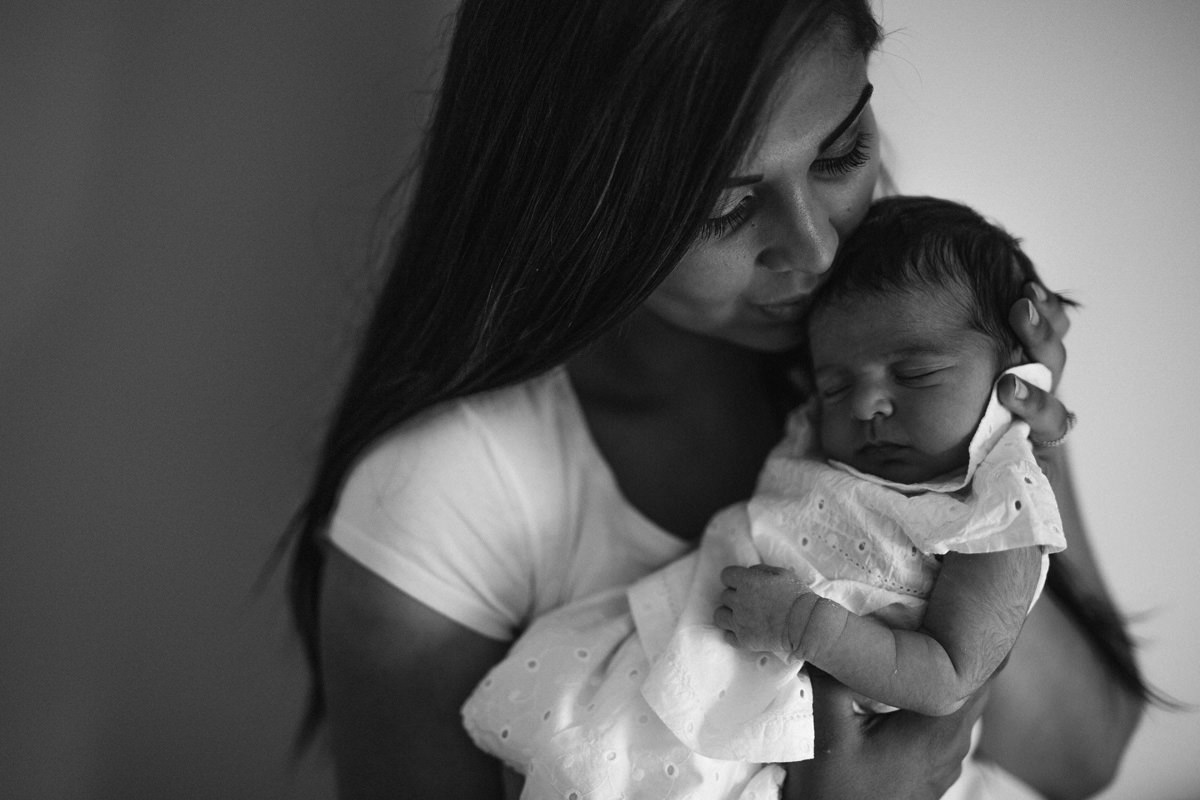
[
  {"x1": 330, "y1": 368, "x2": 586, "y2": 638},
  {"x1": 333, "y1": 366, "x2": 686, "y2": 631},
  {"x1": 456, "y1": 366, "x2": 577, "y2": 437},
  {"x1": 362, "y1": 367, "x2": 580, "y2": 477},
  {"x1": 340, "y1": 367, "x2": 589, "y2": 537}
]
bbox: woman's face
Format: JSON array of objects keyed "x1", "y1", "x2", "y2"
[{"x1": 645, "y1": 33, "x2": 880, "y2": 352}]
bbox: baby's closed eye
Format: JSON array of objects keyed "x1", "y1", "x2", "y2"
[{"x1": 892, "y1": 364, "x2": 949, "y2": 388}]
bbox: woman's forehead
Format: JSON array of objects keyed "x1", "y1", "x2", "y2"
[{"x1": 735, "y1": 36, "x2": 871, "y2": 175}]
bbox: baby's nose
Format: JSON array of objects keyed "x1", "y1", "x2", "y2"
[{"x1": 851, "y1": 384, "x2": 893, "y2": 421}]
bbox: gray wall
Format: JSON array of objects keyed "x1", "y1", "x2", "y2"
[
  {"x1": 871, "y1": 3, "x2": 1200, "y2": 797},
  {"x1": 4, "y1": 1, "x2": 1198, "y2": 798},
  {"x1": 1, "y1": 2, "x2": 451, "y2": 797}
]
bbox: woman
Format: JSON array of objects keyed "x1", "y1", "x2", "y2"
[{"x1": 287, "y1": 1, "x2": 1145, "y2": 797}]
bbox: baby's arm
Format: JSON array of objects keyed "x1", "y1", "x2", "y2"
[{"x1": 715, "y1": 546, "x2": 1044, "y2": 716}]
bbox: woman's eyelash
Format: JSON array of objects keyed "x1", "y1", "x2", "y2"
[
  {"x1": 696, "y1": 195, "x2": 756, "y2": 241},
  {"x1": 697, "y1": 131, "x2": 874, "y2": 241},
  {"x1": 813, "y1": 130, "x2": 873, "y2": 177}
]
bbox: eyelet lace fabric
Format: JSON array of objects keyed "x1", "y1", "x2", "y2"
[{"x1": 462, "y1": 365, "x2": 1065, "y2": 799}]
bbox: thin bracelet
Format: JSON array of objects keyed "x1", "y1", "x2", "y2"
[{"x1": 1032, "y1": 410, "x2": 1077, "y2": 448}]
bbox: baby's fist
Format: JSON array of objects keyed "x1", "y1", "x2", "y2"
[{"x1": 713, "y1": 564, "x2": 810, "y2": 654}]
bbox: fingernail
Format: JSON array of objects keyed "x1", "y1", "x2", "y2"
[
  {"x1": 1030, "y1": 283, "x2": 1047, "y2": 302},
  {"x1": 1012, "y1": 377, "x2": 1029, "y2": 400},
  {"x1": 1027, "y1": 301, "x2": 1040, "y2": 326}
]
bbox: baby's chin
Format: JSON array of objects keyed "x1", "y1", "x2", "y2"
[{"x1": 842, "y1": 450, "x2": 959, "y2": 486}]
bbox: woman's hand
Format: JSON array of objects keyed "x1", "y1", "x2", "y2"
[
  {"x1": 783, "y1": 669, "x2": 986, "y2": 800},
  {"x1": 999, "y1": 283, "x2": 1074, "y2": 445}
]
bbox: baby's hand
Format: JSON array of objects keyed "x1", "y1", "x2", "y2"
[{"x1": 713, "y1": 564, "x2": 810, "y2": 654}]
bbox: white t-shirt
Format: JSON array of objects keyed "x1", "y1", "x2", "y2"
[{"x1": 328, "y1": 366, "x2": 690, "y2": 640}]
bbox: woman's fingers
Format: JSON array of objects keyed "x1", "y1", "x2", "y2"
[
  {"x1": 784, "y1": 669, "x2": 985, "y2": 799},
  {"x1": 1030, "y1": 283, "x2": 1071, "y2": 338},
  {"x1": 998, "y1": 374, "x2": 1075, "y2": 446},
  {"x1": 1006, "y1": 283, "x2": 1078, "y2": 449},
  {"x1": 1010, "y1": 284, "x2": 1069, "y2": 389}
]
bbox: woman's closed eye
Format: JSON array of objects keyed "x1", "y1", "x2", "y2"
[
  {"x1": 695, "y1": 119, "x2": 875, "y2": 244},
  {"x1": 812, "y1": 129, "x2": 874, "y2": 178},
  {"x1": 696, "y1": 194, "x2": 759, "y2": 241}
]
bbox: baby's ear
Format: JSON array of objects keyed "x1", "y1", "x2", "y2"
[
  {"x1": 1004, "y1": 343, "x2": 1027, "y2": 370},
  {"x1": 787, "y1": 362, "x2": 815, "y2": 401}
]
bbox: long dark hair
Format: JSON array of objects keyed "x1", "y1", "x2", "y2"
[{"x1": 285, "y1": 0, "x2": 882, "y2": 739}]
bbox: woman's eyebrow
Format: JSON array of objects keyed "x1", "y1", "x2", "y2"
[
  {"x1": 819, "y1": 82, "x2": 873, "y2": 152},
  {"x1": 723, "y1": 174, "x2": 763, "y2": 188},
  {"x1": 722, "y1": 83, "x2": 875, "y2": 188}
]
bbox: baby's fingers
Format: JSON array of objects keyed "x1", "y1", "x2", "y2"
[
  {"x1": 713, "y1": 604, "x2": 734, "y2": 631},
  {"x1": 720, "y1": 566, "x2": 747, "y2": 589},
  {"x1": 720, "y1": 563, "x2": 790, "y2": 589}
]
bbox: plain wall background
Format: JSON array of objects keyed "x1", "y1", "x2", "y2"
[
  {"x1": 869, "y1": 3, "x2": 1200, "y2": 798},
  {"x1": 1, "y1": 2, "x2": 1195, "y2": 798},
  {"x1": 0, "y1": 2, "x2": 445, "y2": 797}
]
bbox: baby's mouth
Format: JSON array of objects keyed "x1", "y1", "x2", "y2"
[{"x1": 857, "y1": 442, "x2": 909, "y2": 460}]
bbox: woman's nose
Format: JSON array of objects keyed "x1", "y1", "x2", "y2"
[
  {"x1": 756, "y1": 183, "x2": 838, "y2": 275},
  {"x1": 851, "y1": 383, "x2": 893, "y2": 421}
]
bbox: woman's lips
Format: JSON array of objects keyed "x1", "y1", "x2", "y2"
[{"x1": 757, "y1": 295, "x2": 812, "y2": 322}]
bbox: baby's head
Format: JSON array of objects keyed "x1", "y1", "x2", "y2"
[{"x1": 806, "y1": 196, "x2": 1066, "y2": 484}]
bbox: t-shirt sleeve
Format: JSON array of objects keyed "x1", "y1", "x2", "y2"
[{"x1": 327, "y1": 401, "x2": 542, "y2": 641}]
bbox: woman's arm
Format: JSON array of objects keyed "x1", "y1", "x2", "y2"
[
  {"x1": 319, "y1": 547, "x2": 512, "y2": 799},
  {"x1": 982, "y1": 286, "x2": 1145, "y2": 797},
  {"x1": 975, "y1": 449, "x2": 1144, "y2": 799},
  {"x1": 783, "y1": 669, "x2": 988, "y2": 800}
]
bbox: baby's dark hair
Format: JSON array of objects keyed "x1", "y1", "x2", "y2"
[{"x1": 811, "y1": 195, "x2": 1076, "y2": 369}]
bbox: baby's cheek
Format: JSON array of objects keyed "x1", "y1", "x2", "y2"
[
  {"x1": 817, "y1": 417, "x2": 850, "y2": 462},
  {"x1": 936, "y1": 417, "x2": 978, "y2": 462}
]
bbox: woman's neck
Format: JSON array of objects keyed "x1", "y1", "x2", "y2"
[
  {"x1": 566, "y1": 307, "x2": 792, "y2": 541},
  {"x1": 568, "y1": 306, "x2": 774, "y2": 410}
]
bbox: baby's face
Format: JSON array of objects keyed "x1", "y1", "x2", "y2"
[{"x1": 808, "y1": 287, "x2": 1000, "y2": 484}]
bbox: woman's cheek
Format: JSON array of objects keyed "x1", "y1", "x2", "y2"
[{"x1": 839, "y1": 170, "x2": 878, "y2": 234}]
